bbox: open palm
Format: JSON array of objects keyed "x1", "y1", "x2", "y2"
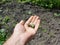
[{"x1": 24, "y1": 16, "x2": 40, "y2": 35}]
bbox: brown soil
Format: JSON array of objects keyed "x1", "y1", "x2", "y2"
[{"x1": 0, "y1": 2, "x2": 60, "y2": 45}]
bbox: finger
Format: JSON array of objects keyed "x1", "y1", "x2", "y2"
[
  {"x1": 33, "y1": 16, "x2": 39, "y2": 25},
  {"x1": 20, "y1": 20, "x2": 25, "y2": 25},
  {"x1": 34, "y1": 19, "x2": 40, "y2": 32},
  {"x1": 31, "y1": 15, "x2": 36, "y2": 23},
  {"x1": 25, "y1": 16, "x2": 33, "y2": 29},
  {"x1": 25, "y1": 16, "x2": 33, "y2": 25}
]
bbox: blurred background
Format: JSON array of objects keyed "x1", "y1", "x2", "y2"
[{"x1": 0, "y1": 0, "x2": 60, "y2": 45}]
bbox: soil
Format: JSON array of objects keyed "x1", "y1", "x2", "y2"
[{"x1": 0, "y1": 2, "x2": 60, "y2": 45}]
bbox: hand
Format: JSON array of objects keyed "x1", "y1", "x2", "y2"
[
  {"x1": 3, "y1": 15, "x2": 40, "y2": 45},
  {"x1": 24, "y1": 15, "x2": 40, "y2": 35}
]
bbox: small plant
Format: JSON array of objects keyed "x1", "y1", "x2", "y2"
[
  {"x1": 0, "y1": 41, "x2": 4, "y2": 45},
  {"x1": 0, "y1": 0, "x2": 13, "y2": 4},
  {"x1": 0, "y1": 0, "x2": 6, "y2": 4},
  {"x1": 29, "y1": 23, "x2": 35, "y2": 28},
  {"x1": 42, "y1": 29, "x2": 47, "y2": 33},
  {"x1": 16, "y1": 0, "x2": 60, "y2": 9},
  {"x1": 0, "y1": 29, "x2": 6, "y2": 45},
  {"x1": 54, "y1": 13, "x2": 60, "y2": 17},
  {"x1": 17, "y1": 0, "x2": 31, "y2": 3},
  {"x1": 3, "y1": 16, "x2": 10, "y2": 23},
  {"x1": 0, "y1": 29, "x2": 5, "y2": 33}
]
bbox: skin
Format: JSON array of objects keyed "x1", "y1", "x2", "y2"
[{"x1": 3, "y1": 15, "x2": 40, "y2": 45}]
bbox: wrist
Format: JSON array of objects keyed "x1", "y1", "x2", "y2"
[
  {"x1": 3, "y1": 34, "x2": 25, "y2": 45},
  {"x1": 11, "y1": 33, "x2": 25, "y2": 45}
]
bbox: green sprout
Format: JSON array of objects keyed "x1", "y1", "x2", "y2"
[
  {"x1": 29, "y1": 23, "x2": 35, "y2": 28},
  {"x1": 54, "y1": 13, "x2": 60, "y2": 17},
  {"x1": 42, "y1": 29, "x2": 47, "y2": 33},
  {"x1": 3, "y1": 16, "x2": 10, "y2": 23}
]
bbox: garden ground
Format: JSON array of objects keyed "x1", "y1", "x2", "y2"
[{"x1": 0, "y1": 2, "x2": 60, "y2": 45}]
